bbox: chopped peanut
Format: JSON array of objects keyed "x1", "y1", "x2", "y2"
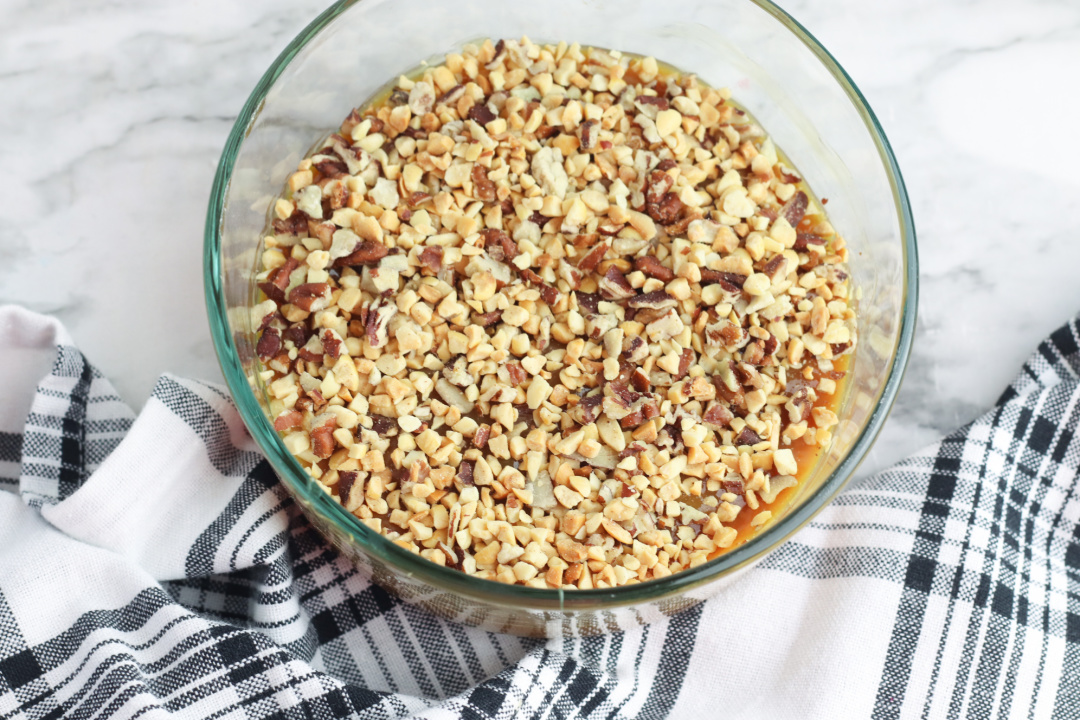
[{"x1": 254, "y1": 37, "x2": 856, "y2": 589}]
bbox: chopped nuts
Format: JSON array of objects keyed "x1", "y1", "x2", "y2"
[
  {"x1": 255, "y1": 37, "x2": 857, "y2": 590},
  {"x1": 773, "y1": 448, "x2": 798, "y2": 477}
]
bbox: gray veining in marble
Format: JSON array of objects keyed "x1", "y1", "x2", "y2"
[{"x1": 3, "y1": 0, "x2": 1079, "y2": 481}]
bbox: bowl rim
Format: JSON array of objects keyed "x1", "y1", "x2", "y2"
[{"x1": 204, "y1": 0, "x2": 918, "y2": 611}]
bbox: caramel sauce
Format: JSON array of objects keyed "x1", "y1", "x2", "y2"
[{"x1": 717, "y1": 352, "x2": 851, "y2": 555}]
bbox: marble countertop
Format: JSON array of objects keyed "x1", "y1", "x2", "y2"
[{"x1": 4, "y1": 0, "x2": 1079, "y2": 479}]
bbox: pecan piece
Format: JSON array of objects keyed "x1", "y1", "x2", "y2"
[
  {"x1": 742, "y1": 341, "x2": 765, "y2": 366},
  {"x1": 676, "y1": 348, "x2": 694, "y2": 379},
  {"x1": 647, "y1": 192, "x2": 684, "y2": 225},
  {"x1": 702, "y1": 401, "x2": 734, "y2": 430},
  {"x1": 644, "y1": 308, "x2": 683, "y2": 341},
  {"x1": 437, "y1": 84, "x2": 465, "y2": 105},
  {"x1": 758, "y1": 205, "x2": 778, "y2": 222},
  {"x1": 734, "y1": 426, "x2": 762, "y2": 447},
  {"x1": 419, "y1": 246, "x2": 443, "y2": 274},
  {"x1": 406, "y1": 191, "x2": 433, "y2": 209},
  {"x1": 534, "y1": 124, "x2": 559, "y2": 140},
  {"x1": 257, "y1": 282, "x2": 285, "y2": 306},
  {"x1": 337, "y1": 470, "x2": 359, "y2": 504},
  {"x1": 576, "y1": 242, "x2": 609, "y2": 272},
  {"x1": 781, "y1": 190, "x2": 808, "y2": 228},
  {"x1": 634, "y1": 256, "x2": 675, "y2": 282},
  {"x1": 311, "y1": 421, "x2": 337, "y2": 459},
  {"x1": 732, "y1": 362, "x2": 761, "y2": 390},
  {"x1": 471, "y1": 164, "x2": 497, "y2": 202},
  {"x1": 468, "y1": 102, "x2": 497, "y2": 125},
  {"x1": 714, "y1": 376, "x2": 746, "y2": 411},
  {"x1": 340, "y1": 108, "x2": 363, "y2": 135},
  {"x1": 763, "y1": 333, "x2": 779, "y2": 357},
  {"x1": 506, "y1": 363, "x2": 527, "y2": 386},
  {"x1": 442, "y1": 354, "x2": 472, "y2": 387},
  {"x1": 273, "y1": 409, "x2": 302, "y2": 432},
  {"x1": 489, "y1": 39, "x2": 507, "y2": 66},
  {"x1": 621, "y1": 336, "x2": 648, "y2": 363},
  {"x1": 313, "y1": 158, "x2": 347, "y2": 179},
  {"x1": 288, "y1": 283, "x2": 332, "y2": 312},
  {"x1": 574, "y1": 393, "x2": 604, "y2": 425},
  {"x1": 521, "y1": 268, "x2": 559, "y2": 305},
  {"x1": 260, "y1": 257, "x2": 300, "y2": 304},
  {"x1": 535, "y1": 282, "x2": 559, "y2": 306},
  {"x1": 578, "y1": 119, "x2": 599, "y2": 150},
  {"x1": 800, "y1": 251, "x2": 822, "y2": 271},
  {"x1": 370, "y1": 415, "x2": 396, "y2": 435},
  {"x1": 308, "y1": 220, "x2": 335, "y2": 244},
  {"x1": 480, "y1": 228, "x2": 518, "y2": 261},
  {"x1": 637, "y1": 95, "x2": 670, "y2": 110},
  {"x1": 282, "y1": 323, "x2": 310, "y2": 348},
  {"x1": 457, "y1": 460, "x2": 475, "y2": 486},
  {"x1": 793, "y1": 232, "x2": 828, "y2": 251},
  {"x1": 788, "y1": 386, "x2": 813, "y2": 423},
  {"x1": 298, "y1": 334, "x2": 325, "y2": 363},
  {"x1": 598, "y1": 266, "x2": 635, "y2": 300},
  {"x1": 575, "y1": 291, "x2": 601, "y2": 315},
  {"x1": 641, "y1": 401, "x2": 660, "y2": 421},
  {"x1": 620, "y1": 408, "x2": 645, "y2": 429},
  {"x1": 474, "y1": 310, "x2": 502, "y2": 327},
  {"x1": 320, "y1": 329, "x2": 343, "y2": 360},
  {"x1": 327, "y1": 181, "x2": 348, "y2": 211},
  {"x1": 645, "y1": 169, "x2": 674, "y2": 204},
  {"x1": 364, "y1": 301, "x2": 396, "y2": 348},
  {"x1": 272, "y1": 210, "x2": 309, "y2": 236},
  {"x1": 333, "y1": 240, "x2": 389, "y2": 268},
  {"x1": 718, "y1": 322, "x2": 744, "y2": 347},
  {"x1": 778, "y1": 167, "x2": 802, "y2": 184},
  {"x1": 630, "y1": 368, "x2": 651, "y2": 392},
  {"x1": 628, "y1": 290, "x2": 677, "y2": 310},
  {"x1": 257, "y1": 327, "x2": 282, "y2": 361},
  {"x1": 473, "y1": 424, "x2": 491, "y2": 449},
  {"x1": 763, "y1": 254, "x2": 787, "y2": 281},
  {"x1": 718, "y1": 477, "x2": 744, "y2": 496},
  {"x1": 255, "y1": 308, "x2": 278, "y2": 333},
  {"x1": 609, "y1": 381, "x2": 642, "y2": 406},
  {"x1": 440, "y1": 542, "x2": 462, "y2": 571},
  {"x1": 699, "y1": 270, "x2": 747, "y2": 293},
  {"x1": 785, "y1": 377, "x2": 817, "y2": 397},
  {"x1": 664, "y1": 207, "x2": 699, "y2": 235}
]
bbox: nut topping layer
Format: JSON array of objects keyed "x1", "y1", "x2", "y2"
[{"x1": 254, "y1": 38, "x2": 856, "y2": 589}]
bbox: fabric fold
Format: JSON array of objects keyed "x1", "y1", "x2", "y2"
[{"x1": 42, "y1": 375, "x2": 267, "y2": 583}]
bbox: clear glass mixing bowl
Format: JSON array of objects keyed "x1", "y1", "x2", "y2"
[{"x1": 205, "y1": 0, "x2": 917, "y2": 636}]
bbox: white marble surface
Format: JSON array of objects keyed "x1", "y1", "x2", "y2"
[{"x1": 3, "y1": 0, "x2": 1080, "y2": 479}]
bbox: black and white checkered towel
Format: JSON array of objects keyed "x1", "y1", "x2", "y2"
[{"x1": 3, "y1": 302, "x2": 1080, "y2": 719}]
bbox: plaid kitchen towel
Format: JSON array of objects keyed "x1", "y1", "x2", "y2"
[{"x1": 2, "y1": 303, "x2": 1080, "y2": 720}]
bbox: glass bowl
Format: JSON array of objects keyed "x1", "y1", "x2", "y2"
[{"x1": 204, "y1": 0, "x2": 917, "y2": 637}]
